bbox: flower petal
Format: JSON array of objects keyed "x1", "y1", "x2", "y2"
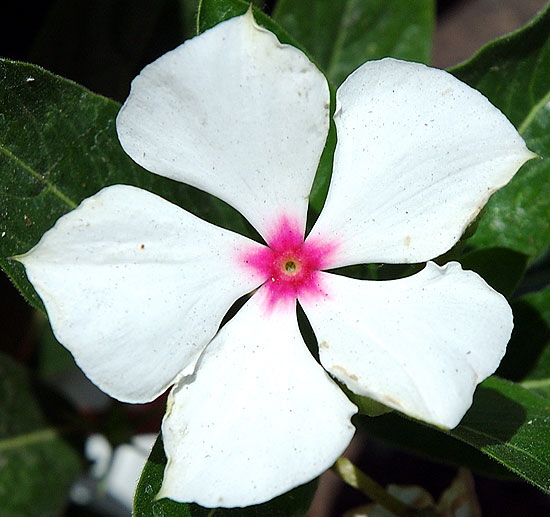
[
  {"x1": 158, "y1": 287, "x2": 357, "y2": 507},
  {"x1": 117, "y1": 11, "x2": 329, "y2": 241},
  {"x1": 309, "y1": 58, "x2": 535, "y2": 267},
  {"x1": 299, "y1": 262, "x2": 512, "y2": 429},
  {"x1": 18, "y1": 185, "x2": 266, "y2": 403}
]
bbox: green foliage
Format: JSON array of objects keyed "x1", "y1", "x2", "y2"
[
  {"x1": 134, "y1": 434, "x2": 317, "y2": 516},
  {"x1": 459, "y1": 247, "x2": 529, "y2": 298},
  {"x1": 0, "y1": 353, "x2": 81, "y2": 516},
  {"x1": 273, "y1": 0, "x2": 435, "y2": 87},
  {"x1": 451, "y1": 6, "x2": 550, "y2": 261},
  {"x1": 499, "y1": 288, "x2": 550, "y2": 400},
  {"x1": 361, "y1": 375, "x2": 550, "y2": 493},
  {"x1": 517, "y1": 288, "x2": 550, "y2": 400},
  {"x1": 358, "y1": 411, "x2": 515, "y2": 481},
  {"x1": 452, "y1": 376, "x2": 550, "y2": 493}
]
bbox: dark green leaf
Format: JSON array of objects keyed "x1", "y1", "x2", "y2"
[
  {"x1": 459, "y1": 247, "x2": 529, "y2": 298},
  {"x1": 518, "y1": 288, "x2": 550, "y2": 399},
  {"x1": 134, "y1": 434, "x2": 317, "y2": 516},
  {"x1": 0, "y1": 353, "x2": 81, "y2": 515},
  {"x1": 308, "y1": 90, "x2": 336, "y2": 216},
  {"x1": 179, "y1": 0, "x2": 201, "y2": 39},
  {"x1": 357, "y1": 412, "x2": 515, "y2": 480},
  {"x1": 451, "y1": 6, "x2": 550, "y2": 261},
  {"x1": 451, "y1": 376, "x2": 550, "y2": 493},
  {"x1": 35, "y1": 312, "x2": 76, "y2": 379},
  {"x1": 0, "y1": 59, "x2": 252, "y2": 310},
  {"x1": 499, "y1": 288, "x2": 550, "y2": 399},
  {"x1": 133, "y1": 436, "x2": 192, "y2": 517},
  {"x1": 273, "y1": 0, "x2": 435, "y2": 87},
  {"x1": 360, "y1": 375, "x2": 550, "y2": 491}
]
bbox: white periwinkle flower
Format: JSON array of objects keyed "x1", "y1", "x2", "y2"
[{"x1": 18, "y1": 11, "x2": 534, "y2": 508}]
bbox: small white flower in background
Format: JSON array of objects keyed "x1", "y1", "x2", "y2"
[
  {"x1": 104, "y1": 434, "x2": 158, "y2": 508},
  {"x1": 349, "y1": 468, "x2": 481, "y2": 517},
  {"x1": 82, "y1": 434, "x2": 157, "y2": 509},
  {"x1": 18, "y1": 10, "x2": 533, "y2": 509}
]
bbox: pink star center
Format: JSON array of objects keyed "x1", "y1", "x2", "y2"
[{"x1": 243, "y1": 217, "x2": 337, "y2": 310}]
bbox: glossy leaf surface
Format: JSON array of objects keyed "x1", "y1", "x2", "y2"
[
  {"x1": 459, "y1": 247, "x2": 529, "y2": 298},
  {"x1": 499, "y1": 288, "x2": 550, "y2": 400},
  {"x1": 362, "y1": 375, "x2": 550, "y2": 493},
  {"x1": 273, "y1": 0, "x2": 435, "y2": 86},
  {"x1": 452, "y1": 376, "x2": 550, "y2": 493}
]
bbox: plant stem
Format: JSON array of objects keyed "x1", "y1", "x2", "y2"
[
  {"x1": 332, "y1": 457, "x2": 439, "y2": 517},
  {"x1": 0, "y1": 428, "x2": 59, "y2": 452}
]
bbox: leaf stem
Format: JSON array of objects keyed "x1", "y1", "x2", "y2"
[
  {"x1": 332, "y1": 457, "x2": 439, "y2": 517},
  {"x1": 520, "y1": 378, "x2": 550, "y2": 389},
  {"x1": 517, "y1": 89, "x2": 550, "y2": 135},
  {"x1": 0, "y1": 427, "x2": 59, "y2": 452}
]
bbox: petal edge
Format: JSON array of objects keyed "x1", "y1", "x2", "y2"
[
  {"x1": 158, "y1": 287, "x2": 356, "y2": 507},
  {"x1": 117, "y1": 11, "x2": 330, "y2": 241},
  {"x1": 300, "y1": 262, "x2": 512, "y2": 428},
  {"x1": 310, "y1": 58, "x2": 535, "y2": 267},
  {"x1": 18, "y1": 185, "x2": 266, "y2": 403}
]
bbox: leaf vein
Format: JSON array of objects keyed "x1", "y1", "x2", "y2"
[
  {"x1": 0, "y1": 144, "x2": 77, "y2": 209},
  {"x1": 518, "y1": 87, "x2": 550, "y2": 135}
]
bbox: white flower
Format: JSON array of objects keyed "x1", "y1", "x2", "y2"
[
  {"x1": 18, "y1": 11, "x2": 533, "y2": 509},
  {"x1": 82, "y1": 433, "x2": 157, "y2": 509}
]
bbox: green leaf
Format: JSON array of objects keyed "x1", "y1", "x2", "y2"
[
  {"x1": 459, "y1": 247, "x2": 529, "y2": 298},
  {"x1": 518, "y1": 289, "x2": 550, "y2": 399},
  {"x1": 35, "y1": 312, "x2": 77, "y2": 379},
  {"x1": 358, "y1": 411, "x2": 515, "y2": 481},
  {"x1": 179, "y1": 0, "x2": 201, "y2": 38},
  {"x1": 273, "y1": 0, "x2": 435, "y2": 87},
  {"x1": 133, "y1": 436, "x2": 191, "y2": 517},
  {"x1": 360, "y1": 375, "x2": 550, "y2": 491},
  {"x1": 0, "y1": 59, "x2": 252, "y2": 310},
  {"x1": 451, "y1": 6, "x2": 550, "y2": 261},
  {"x1": 451, "y1": 376, "x2": 550, "y2": 493},
  {"x1": 272, "y1": 0, "x2": 433, "y2": 211},
  {"x1": 0, "y1": 353, "x2": 81, "y2": 515},
  {"x1": 308, "y1": 87, "x2": 336, "y2": 216},
  {"x1": 134, "y1": 434, "x2": 317, "y2": 516},
  {"x1": 499, "y1": 288, "x2": 550, "y2": 399}
]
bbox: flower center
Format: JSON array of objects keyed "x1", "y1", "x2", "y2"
[
  {"x1": 272, "y1": 252, "x2": 306, "y2": 284},
  {"x1": 284, "y1": 260, "x2": 298, "y2": 274},
  {"x1": 242, "y1": 216, "x2": 337, "y2": 310}
]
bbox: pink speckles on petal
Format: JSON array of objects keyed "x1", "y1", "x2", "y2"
[{"x1": 241, "y1": 216, "x2": 338, "y2": 310}]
